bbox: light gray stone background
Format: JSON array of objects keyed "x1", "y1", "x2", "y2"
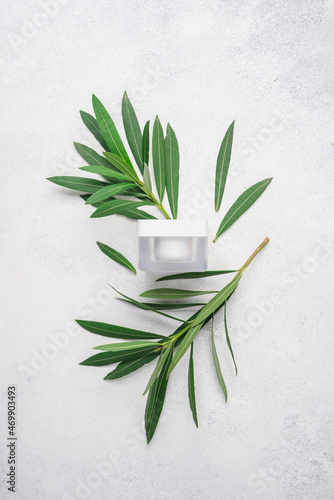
[{"x1": 1, "y1": 0, "x2": 334, "y2": 499}]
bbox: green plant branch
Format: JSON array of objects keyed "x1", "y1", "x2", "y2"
[
  {"x1": 146, "y1": 238, "x2": 270, "y2": 360},
  {"x1": 140, "y1": 183, "x2": 171, "y2": 219}
]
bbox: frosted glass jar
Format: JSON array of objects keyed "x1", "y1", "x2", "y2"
[{"x1": 138, "y1": 220, "x2": 208, "y2": 271}]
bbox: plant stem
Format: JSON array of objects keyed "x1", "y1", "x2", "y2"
[
  {"x1": 159, "y1": 238, "x2": 269, "y2": 352},
  {"x1": 140, "y1": 185, "x2": 171, "y2": 219},
  {"x1": 236, "y1": 237, "x2": 269, "y2": 277},
  {"x1": 161, "y1": 323, "x2": 192, "y2": 347},
  {"x1": 149, "y1": 191, "x2": 171, "y2": 219},
  {"x1": 157, "y1": 203, "x2": 171, "y2": 220}
]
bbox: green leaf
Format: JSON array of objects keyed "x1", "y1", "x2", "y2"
[
  {"x1": 103, "y1": 152, "x2": 140, "y2": 183},
  {"x1": 80, "y1": 193, "x2": 114, "y2": 208},
  {"x1": 167, "y1": 322, "x2": 202, "y2": 377},
  {"x1": 145, "y1": 345, "x2": 173, "y2": 443},
  {"x1": 135, "y1": 302, "x2": 206, "y2": 310},
  {"x1": 85, "y1": 183, "x2": 136, "y2": 205},
  {"x1": 214, "y1": 178, "x2": 273, "y2": 241},
  {"x1": 111, "y1": 286, "x2": 187, "y2": 323},
  {"x1": 83, "y1": 194, "x2": 152, "y2": 214},
  {"x1": 76, "y1": 319, "x2": 166, "y2": 340},
  {"x1": 165, "y1": 123, "x2": 179, "y2": 218},
  {"x1": 80, "y1": 111, "x2": 109, "y2": 151},
  {"x1": 143, "y1": 163, "x2": 152, "y2": 193},
  {"x1": 211, "y1": 316, "x2": 227, "y2": 401},
  {"x1": 94, "y1": 340, "x2": 161, "y2": 351},
  {"x1": 143, "y1": 342, "x2": 174, "y2": 395},
  {"x1": 152, "y1": 116, "x2": 166, "y2": 201},
  {"x1": 47, "y1": 176, "x2": 109, "y2": 193},
  {"x1": 96, "y1": 241, "x2": 136, "y2": 273},
  {"x1": 120, "y1": 208, "x2": 157, "y2": 220},
  {"x1": 140, "y1": 288, "x2": 218, "y2": 299},
  {"x1": 188, "y1": 343, "x2": 198, "y2": 427},
  {"x1": 92, "y1": 95, "x2": 132, "y2": 166},
  {"x1": 79, "y1": 166, "x2": 130, "y2": 182},
  {"x1": 117, "y1": 185, "x2": 144, "y2": 196},
  {"x1": 104, "y1": 352, "x2": 158, "y2": 380},
  {"x1": 123, "y1": 192, "x2": 155, "y2": 204},
  {"x1": 122, "y1": 91, "x2": 143, "y2": 173},
  {"x1": 156, "y1": 270, "x2": 238, "y2": 282},
  {"x1": 191, "y1": 274, "x2": 241, "y2": 327},
  {"x1": 224, "y1": 301, "x2": 237, "y2": 375},
  {"x1": 215, "y1": 121, "x2": 235, "y2": 212},
  {"x1": 80, "y1": 345, "x2": 159, "y2": 366},
  {"x1": 91, "y1": 199, "x2": 146, "y2": 218},
  {"x1": 74, "y1": 142, "x2": 115, "y2": 169},
  {"x1": 142, "y1": 121, "x2": 150, "y2": 166}
]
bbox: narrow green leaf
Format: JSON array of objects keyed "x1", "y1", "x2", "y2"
[
  {"x1": 188, "y1": 343, "x2": 198, "y2": 427},
  {"x1": 92, "y1": 95, "x2": 132, "y2": 166},
  {"x1": 104, "y1": 352, "x2": 158, "y2": 380},
  {"x1": 47, "y1": 176, "x2": 109, "y2": 193},
  {"x1": 117, "y1": 300, "x2": 186, "y2": 323},
  {"x1": 142, "y1": 121, "x2": 150, "y2": 166},
  {"x1": 94, "y1": 340, "x2": 161, "y2": 351},
  {"x1": 167, "y1": 322, "x2": 203, "y2": 377},
  {"x1": 119, "y1": 299, "x2": 205, "y2": 312},
  {"x1": 134, "y1": 302, "x2": 206, "y2": 310},
  {"x1": 111, "y1": 286, "x2": 187, "y2": 323},
  {"x1": 140, "y1": 288, "x2": 218, "y2": 299},
  {"x1": 211, "y1": 316, "x2": 227, "y2": 401},
  {"x1": 81, "y1": 193, "x2": 114, "y2": 208},
  {"x1": 96, "y1": 241, "x2": 136, "y2": 273},
  {"x1": 215, "y1": 121, "x2": 235, "y2": 212},
  {"x1": 120, "y1": 208, "x2": 157, "y2": 220},
  {"x1": 91, "y1": 199, "x2": 146, "y2": 218},
  {"x1": 74, "y1": 142, "x2": 115, "y2": 170},
  {"x1": 123, "y1": 192, "x2": 155, "y2": 204},
  {"x1": 85, "y1": 183, "x2": 135, "y2": 205},
  {"x1": 145, "y1": 345, "x2": 173, "y2": 443},
  {"x1": 214, "y1": 178, "x2": 273, "y2": 241},
  {"x1": 224, "y1": 301, "x2": 237, "y2": 375},
  {"x1": 80, "y1": 110, "x2": 109, "y2": 151},
  {"x1": 76, "y1": 319, "x2": 166, "y2": 340},
  {"x1": 121, "y1": 186, "x2": 150, "y2": 198},
  {"x1": 84, "y1": 195, "x2": 153, "y2": 214},
  {"x1": 79, "y1": 166, "x2": 130, "y2": 182},
  {"x1": 103, "y1": 152, "x2": 140, "y2": 183},
  {"x1": 80, "y1": 345, "x2": 159, "y2": 366},
  {"x1": 122, "y1": 91, "x2": 143, "y2": 173},
  {"x1": 143, "y1": 342, "x2": 174, "y2": 395},
  {"x1": 143, "y1": 163, "x2": 152, "y2": 193},
  {"x1": 152, "y1": 116, "x2": 166, "y2": 201},
  {"x1": 165, "y1": 123, "x2": 179, "y2": 218},
  {"x1": 191, "y1": 274, "x2": 241, "y2": 327},
  {"x1": 156, "y1": 270, "x2": 238, "y2": 282}
]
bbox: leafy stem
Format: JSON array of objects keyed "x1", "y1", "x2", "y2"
[
  {"x1": 162, "y1": 324, "x2": 191, "y2": 347},
  {"x1": 146, "y1": 238, "x2": 270, "y2": 355},
  {"x1": 140, "y1": 183, "x2": 171, "y2": 219}
]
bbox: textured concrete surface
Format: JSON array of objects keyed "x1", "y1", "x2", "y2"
[{"x1": 1, "y1": 1, "x2": 334, "y2": 499}]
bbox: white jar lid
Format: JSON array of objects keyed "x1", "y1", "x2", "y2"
[{"x1": 138, "y1": 220, "x2": 208, "y2": 237}]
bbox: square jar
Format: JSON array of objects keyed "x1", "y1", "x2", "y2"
[{"x1": 138, "y1": 220, "x2": 208, "y2": 271}]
